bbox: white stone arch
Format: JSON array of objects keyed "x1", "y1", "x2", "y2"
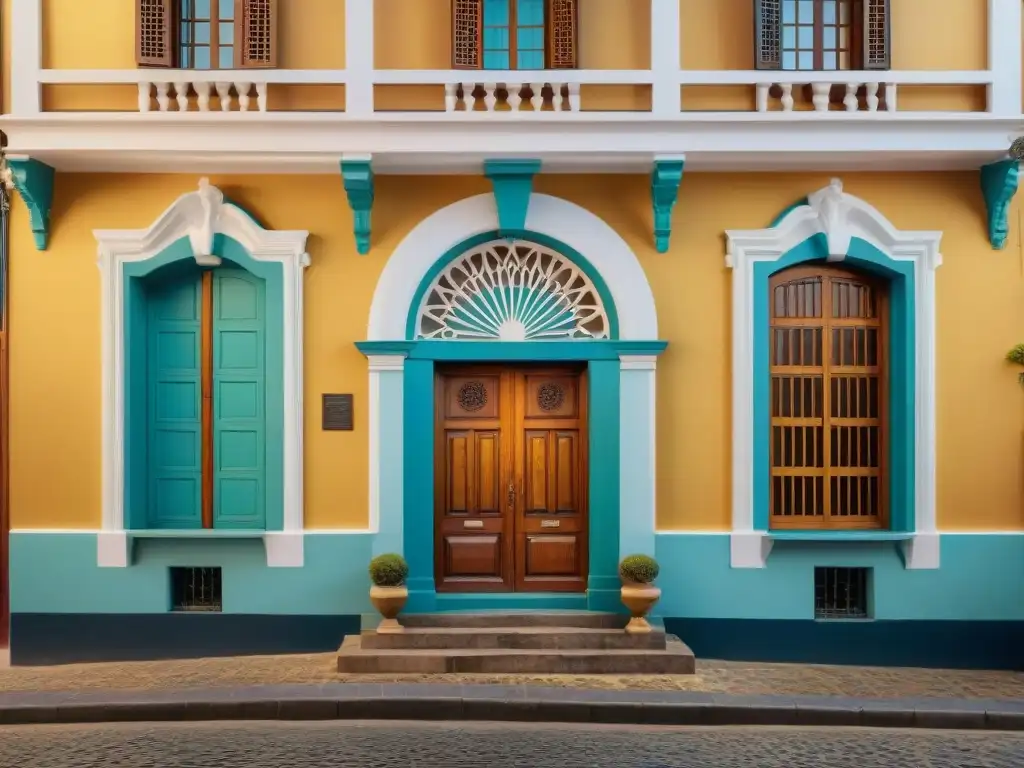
[
  {"x1": 94, "y1": 179, "x2": 310, "y2": 569},
  {"x1": 367, "y1": 193, "x2": 659, "y2": 341},
  {"x1": 725, "y1": 179, "x2": 943, "y2": 571}
]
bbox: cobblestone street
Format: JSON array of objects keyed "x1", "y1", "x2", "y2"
[{"x1": 2, "y1": 721, "x2": 1023, "y2": 767}]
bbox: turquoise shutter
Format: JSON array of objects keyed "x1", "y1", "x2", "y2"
[
  {"x1": 212, "y1": 267, "x2": 266, "y2": 529},
  {"x1": 147, "y1": 268, "x2": 203, "y2": 528}
]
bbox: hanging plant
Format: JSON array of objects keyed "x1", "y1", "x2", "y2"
[{"x1": 1007, "y1": 343, "x2": 1024, "y2": 385}]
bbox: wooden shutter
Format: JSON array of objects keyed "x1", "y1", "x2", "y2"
[
  {"x1": 235, "y1": 0, "x2": 279, "y2": 68},
  {"x1": 754, "y1": 0, "x2": 782, "y2": 70},
  {"x1": 546, "y1": 0, "x2": 578, "y2": 69},
  {"x1": 452, "y1": 0, "x2": 483, "y2": 69},
  {"x1": 136, "y1": 0, "x2": 176, "y2": 68},
  {"x1": 862, "y1": 0, "x2": 891, "y2": 70},
  {"x1": 768, "y1": 267, "x2": 887, "y2": 531}
]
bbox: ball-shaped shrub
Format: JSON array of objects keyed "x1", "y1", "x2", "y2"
[
  {"x1": 619, "y1": 554, "x2": 660, "y2": 584},
  {"x1": 368, "y1": 553, "x2": 409, "y2": 587}
]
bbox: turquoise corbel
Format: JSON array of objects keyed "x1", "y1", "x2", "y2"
[
  {"x1": 981, "y1": 158, "x2": 1021, "y2": 250},
  {"x1": 340, "y1": 157, "x2": 374, "y2": 255},
  {"x1": 7, "y1": 157, "x2": 55, "y2": 251},
  {"x1": 484, "y1": 159, "x2": 542, "y2": 239},
  {"x1": 650, "y1": 158, "x2": 685, "y2": 254}
]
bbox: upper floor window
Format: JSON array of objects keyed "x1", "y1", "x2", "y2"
[
  {"x1": 769, "y1": 266, "x2": 888, "y2": 531},
  {"x1": 453, "y1": 0, "x2": 578, "y2": 70},
  {"x1": 136, "y1": 0, "x2": 278, "y2": 69},
  {"x1": 756, "y1": 0, "x2": 890, "y2": 71}
]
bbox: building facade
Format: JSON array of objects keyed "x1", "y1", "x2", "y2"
[{"x1": 1, "y1": 0, "x2": 1024, "y2": 667}]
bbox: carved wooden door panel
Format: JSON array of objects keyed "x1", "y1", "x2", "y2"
[
  {"x1": 435, "y1": 365, "x2": 588, "y2": 593},
  {"x1": 513, "y1": 368, "x2": 588, "y2": 592},
  {"x1": 435, "y1": 368, "x2": 515, "y2": 592}
]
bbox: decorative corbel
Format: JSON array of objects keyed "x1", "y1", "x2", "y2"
[
  {"x1": 341, "y1": 156, "x2": 375, "y2": 255},
  {"x1": 981, "y1": 142, "x2": 1022, "y2": 250},
  {"x1": 6, "y1": 156, "x2": 55, "y2": 251},
  {"x1": 650, "y1": 157, "x2": 685, "y2": 253},
  {"x1": 483, "y1": 159, "x2": 542, "y2": 239}
]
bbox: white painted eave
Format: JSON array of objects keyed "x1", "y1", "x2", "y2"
[{"x1": 2, "y1": 112, "x2": 1020, "y2": 174}]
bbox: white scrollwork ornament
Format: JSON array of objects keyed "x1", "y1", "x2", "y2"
[{"x1": 416, "y1": 240, "x2": 609, "y2": 340}]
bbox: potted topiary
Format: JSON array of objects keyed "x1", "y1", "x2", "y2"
[
  {"x1": 1007, "y1": 344, "x2": 1024, "y2": 385},
  {"x1": 368, "y1": 553, "x2": 409, "y2": 634},
  {"x1": 618, "y1": 553, "x2": 661, "y2": 634}
]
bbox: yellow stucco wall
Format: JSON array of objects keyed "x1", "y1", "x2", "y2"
[{"x1": 7, "y1": 171, "x2": 1024, "y2": 533}]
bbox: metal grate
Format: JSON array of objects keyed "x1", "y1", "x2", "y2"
[
  {"x1": 548, "y1": 0, "x2": 578, "y2": 69},
  {"x1": 814, "y1": 566, "x2": 869, "y2": 619},
  {"x1": 171, "y1": 567, "x2": 223, "y2": 612}
]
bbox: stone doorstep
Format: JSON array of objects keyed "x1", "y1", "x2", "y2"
[
  {"x1": 336, "y1": 636, "x2": 696, "y2": 675},
  {"x1": 399, "y1": 612, "x2": 628, "y2": 630},
  {"x1": 360, "y1": 626, "x2": 667, "y2": 651}
]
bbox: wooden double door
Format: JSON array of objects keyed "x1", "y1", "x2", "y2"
[{"x1": 435, "y1": 365, "x2": 588, "y2": 593}]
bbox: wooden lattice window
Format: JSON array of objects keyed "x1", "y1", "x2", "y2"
[
  {"x1": 135, "y1": 0, "x2": 278, "y2": 69},
  {"x1": 452, "y1": 0, "x2": 577, "y2": 70},
  {"x1": 769, "y1": 266, "x2": 888, "y2": 530},
  {"x1": 755, "y1": 0, "x2": 890, "y2": 71}
]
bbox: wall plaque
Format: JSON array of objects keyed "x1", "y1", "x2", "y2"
[{"x1": 322, "y1": 394, "x2": 354, "y2": 431}]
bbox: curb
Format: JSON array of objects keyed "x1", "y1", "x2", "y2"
[{"x1": 2, "y1": 685, "x2": 1023, "y2": 730}]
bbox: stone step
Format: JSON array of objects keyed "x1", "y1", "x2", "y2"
[
  {"x1": 398, "y1": 611, "x2": 627, "y2": 630},
  {"x1": 336, "y1": 636, "x2": 695, "y2": 674},
  {"x1": 361, "y1": 626, "x2": 666, "y2": 651}
]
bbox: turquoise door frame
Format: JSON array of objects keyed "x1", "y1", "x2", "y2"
[{"x1": 357, "y1": 339, "x2": 667, "y2": 613}]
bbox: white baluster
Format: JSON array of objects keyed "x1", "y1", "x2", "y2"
[
  {"x1": 462, "y1": 82, "x2": 477, "y2": 111},
  {"x1": 215, "y1": 82, "x2": 232, "y2": 111},
  {"x1": 137, "y1": 82, "x2": 152, "y2": 113},
  {"x1": 551, "y1": 84, "x2": 564, "y2": 111},
  {"x1": 194, "y1": 82, "x2": 212, "y2": 112},
  {"x1": 444, "y1": 83, "x2": 457, "y2": 112},
  {"x1": 235, "y1": 82, "x2": 252, "y2": 111},
  {"x1": 155, "y1": 82, "x2": 170, "y2": 112},
  {"x1": 884, "y1": 83, "x2": 896, "y2": 112},
  {"x1": 174, "y1": 82, "x2": 190, "y2": 111},
  {"x1": 483, "y1": 82, "x2": 498, "y2": 111},
  {"x1": 256, "y1": 82, "x2": 268, "y2": 112},
  {"x1": 567, "y1": 83, "x2": 581, "y2": 112},
  {"x1": 844, "y1": 83, "x2": 859, "y2": 112},
  {"x1": 755, "y1": 83, "x2": 769, "y2": 112},
  {"x1": 530, "y1": 82, "x2": 545, "y2": 111},
  {"x1": 865, "y1": 82, "x2": 879, "y2": 112},
  {"x1": 811, "y1": 82, "x2": 831, "y2": 112},
  {"x1": 507, "y1": 83, "x2": 522, "y2": 111},
  {"x1": 780, "y1": 83, "x2": 794, "y2": 111}
]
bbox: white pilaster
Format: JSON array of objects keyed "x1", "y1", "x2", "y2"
[
  {"x1": 368, "y1": 353, "x2": 405, "y2": 556},
  {"x1": 988, "y1": 0, "x2": 1022, "y2": 116},
  {"x1": 618, "y1": 355, "x2": 657, "y2": 559},
  {"x1": 345, "y1": 0, "x2": 375, "y2": 117},
  {"x1": 650, "y1": 0, "x2": 681, "y2": 116},
  {"x1": 12, "y1": 0, "x2": 42, "y2": 115}
]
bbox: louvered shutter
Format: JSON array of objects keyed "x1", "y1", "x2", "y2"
[
  {"x1": 754, "y1": 0, "x2": 782, "y2": 70},
  {"x1": 547, "y1": 0, "x2": 578, "y2": 69},
  {"x1": 452, "y1": 0, "x2": 483, "y2": 69},
  {"x1": 863, "y1": 0, "x2": 891, "y2": 70},
  {"x1": 235, "y1": 0, "x2": 279, "y2": 68},
  {"x1": 136, "y1": 0, "x2": 176, "y2": 68}
]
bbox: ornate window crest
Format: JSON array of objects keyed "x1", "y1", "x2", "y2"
[{"x1": 416, "y1": 239, "x2": 609, "y2": 340}]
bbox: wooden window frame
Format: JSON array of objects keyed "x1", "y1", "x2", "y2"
[
  {"x1": 452, "y1": 0, "x2": 578, "y2": 71},
  {"x1": 756, "y1": 0, "x2": 890, "y2": 72},
  {"x1": 768, "y1": 265, "x2": 889, "y2": 531},
  {"x1": 482, "y1": 0, "x2": 546, "y2": 71},
  {"x1": 781, "y1": 0, "x2": 863, "y2": 72},
  {"x1": 179, "y1": 0, "x2": 234, "y2": 71}
]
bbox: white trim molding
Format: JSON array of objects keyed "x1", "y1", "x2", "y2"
[
  {"x1": 94, "y1": 178, "x2": 310, "y2": 568},
  {"x1": 724, "y1": 178, "x2": 942, "y2": 569},
  {"x1": 367, "y1": 192, "x2": 658, "y2": 341},
  {"x1": 619, "y1": 354, "x2": 658, "y2": 560}
]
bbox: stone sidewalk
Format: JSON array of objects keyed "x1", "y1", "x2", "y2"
[{"x1": 0, "y1": 651, "x2": 1023, "y2": 701}]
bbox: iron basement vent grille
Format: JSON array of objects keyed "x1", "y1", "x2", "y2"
[
  {"x1": 171, "y1": 566, "x2": 223, "y2": 612},
  {"x1": 814, "y1": 566, "x2": 870, "y2": 619}
]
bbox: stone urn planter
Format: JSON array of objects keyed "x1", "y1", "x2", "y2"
[
  {"x1": 368, "y1": 553, "x2": 409, "y2": 634},
  {"x1": 618, "y1": 554, "x2": 661, "y2": 634}
]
